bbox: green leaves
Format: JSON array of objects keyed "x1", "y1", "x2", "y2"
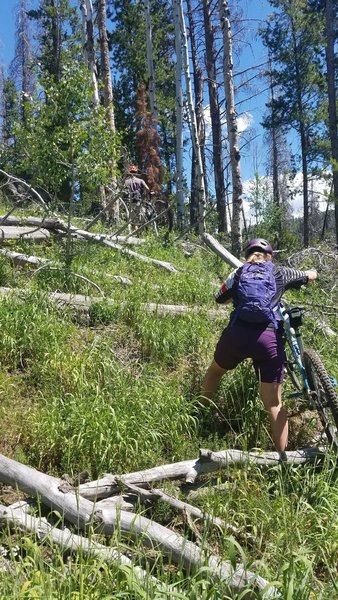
[{"x1": 14, "y1": 61, "x2": 120, "y2": 200}]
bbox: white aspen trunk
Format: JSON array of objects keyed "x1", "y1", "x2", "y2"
[
  {"x1": 97, "y1": 0, "x2": 115, "y2": 134},
  {"x1": 80, "y1": 0, "x2": 108, "y2": 214},
  {"x1": 97, "y1": 0, "x2": 119, "y2": 221},
  {"x1": 144, "y1": 0, "x2": 157, "y2": 118},
  {"x1": 218, "y1": 0, "x2": 242, "y2": 256},
  {"x1": 178, "y1": 0, "x2": 206, "y2": 233},
  {"x1": 173, "y1": 0, "x2": 185, "y2": 227}
]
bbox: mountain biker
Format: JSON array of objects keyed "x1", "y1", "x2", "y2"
[
  {"x1": 201, "y1": 238, "x2": 317, "y2": 452},
  {"x1": 124, "y1": 164, "x2": 151, "y2": 203}
]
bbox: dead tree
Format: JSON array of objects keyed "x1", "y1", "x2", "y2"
[{"x1": 218, "y1": 0, "x2": 243, "y2": 256}]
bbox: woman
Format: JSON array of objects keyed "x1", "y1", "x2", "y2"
[{"x1": 201, "y1": 238, "x2": 317, "y2": 452}]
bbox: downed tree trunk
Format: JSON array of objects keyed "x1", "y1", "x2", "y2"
[
  {"x1": 120, "y1": 480, "x2": 255, "y2": 543},
  {"x1": 201, "y1": 233, "x2": 242, "y2": 269},
  {"x1": 57, "y1": 222, "x2": 178, "y2": 273},
  {"x1": 0, "y1": 453, "x2": 278, "y2": 597},
  {"x1": 0, "y1": 215, "x2": 177, "y2": 271},
  {"x1": 79, "y1": 448, "x2": 324, "y2": 500},
  {"x1": 0, "y1": 287, "x2": 228, "y2": 319},
  {"x1": 0, "y1": 216, "x2": 146, "y2": 246},
  {"x1": 0, "y1": 503, "x2": 169, "y2": 595},
  {"x1": 0, "y1": 249, "x2": 51, "y2": 268},
  {"x1": 0, "y1": 226, "x2": 50, "y2": 240}
]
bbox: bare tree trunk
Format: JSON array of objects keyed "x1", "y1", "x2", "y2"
[
  {"x1": 80, "y1": 0, "x2": 100, "y2": 106},
  {"x1": 97, "y1": 0, "x2": 119, "y2": 221},
  {"x1": 80, "y1": 0, "x2": 107, "y2": 216},
  {"x1": 179, "y1": 0, "x2": 206, "y2": 233},
  {"x1": 186, "y1": 0, "x2": 207, "y2": 229},
  {"x1": 218, "y1": 0, "x2": 243, "y2": 256},
  {"x1": 97, "y1": 0, "x2": 115, "y2": 133},
  {"x1": 324, "y1": 0, "x2": 338, "y2": 244},
  {"x1": 289, "y1": 19, "x2": 310, "y2": 246},
  {"x1": 202, "y1": 0, "x2": 227, "y2": 234},
  {"x1": 144, "y1": 0, "x2": 157, "y2": 118},
  {"x1": 173, "y1": 0, "x2": 185, "y2": 228}
]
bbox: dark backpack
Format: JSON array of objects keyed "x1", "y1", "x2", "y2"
[{"x1": 232, "y1": 262, "x2": 277, "y2": 327}]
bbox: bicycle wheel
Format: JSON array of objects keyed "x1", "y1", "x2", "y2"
[{"x1": 303, "y1": 348, "x2": 338, "y2": 450}]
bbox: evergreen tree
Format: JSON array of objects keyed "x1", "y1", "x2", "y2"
[
  {"x1": 10, "y1": 0, "x2": 35, "y2": 122},
  {"x1": 107, "y1": 0, "x2": 176, "y2": 174},
  {"x1": 28, "y1": 0, "x2": 80, "y2": 82},
  {"x1": 260, "y1": 0, "x2": 326, "y2": 246}
]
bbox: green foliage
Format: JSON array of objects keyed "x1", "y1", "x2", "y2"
[
  {"x1": 13, "y1": 61, "x2": 120, "y2": 199},
  {"x1": 108, "y1": 0, "x2": 175, "y2": 163},
  {"x1": 0, "y1": 225, "x2": 336, "y2": 598}
]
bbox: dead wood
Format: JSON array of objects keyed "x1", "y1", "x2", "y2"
[
  {"x1": 119, "y1": 480, "x2": 255, "y2": 543},
  {"x1": 0, "y1": 249, "x2": 51, "y2": 268},
  {"x1": 79, "y1": 448, "x2": 324, "y2": 501},
  {"x1": 0, "y1": 453, "x2": 278, "y2": 597},
  {"x1": 0, "y1": 170, "x2": 48, "y2": 208},
  {"x1": 0, "y1": 287, "x2": 228, "y2": 320},
  {"x1": 0, "y1": 503, "x2": 170, "y2": 595},
  {"x1": 57, "y1": 222, "x2": 178, "y2": 273},
  {"x1": 201, "y1": 233, "x2": 242, "y2": 269},
  {"x1": 0, "y1": 226, "x2": 50, "y2": 240}
]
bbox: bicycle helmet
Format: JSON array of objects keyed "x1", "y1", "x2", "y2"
[
  {"x1": 128, "y1": 164, "x2": 138, "y2": 173},
  {"x1": 244, "y1": 238, "x2": 273, "y2": 258}
]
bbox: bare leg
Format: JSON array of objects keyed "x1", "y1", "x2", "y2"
[
  {"x1": 260, "y1": 382, "x2": 288, "y2": 452},
  {"x1": 201, "y1": 360, "x2": 227, "y2": 405}
]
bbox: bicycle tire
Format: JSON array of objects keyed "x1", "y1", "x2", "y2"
[{"x1": 303, "y1": 348, "x2": 338, "y2": 451}]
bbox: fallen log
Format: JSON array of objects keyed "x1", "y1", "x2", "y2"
[
  {"x1": 79, "y1": 448, "x2": 324, "y2": 501},
  {"x1": 201, "y1": 233, "x2": 242, "y2": 269},
  {"x1": 185, "y1": 447, "x2": 324, "y2": 484},
  {"x1": 0, "y1": 503, "x2": 171, "y2": 596},
  {"x1": 57, "y1": 222, "x2": 179, "y2": 273},
  {"x1": 119, "y1": 480, "x2": 255, "y2": 543},
  {"x1": 0, "y1": 226, "x2": 50, "y2": 240},
  {"x1": 0, "y1": 453, "x2": 278, "y2": 598},
  {"x1": 0, "y1": 287, "x2": 228, "y2": 319},
  {"x1": 0, "y1": 249, "x2": 51, "y2": 268}
]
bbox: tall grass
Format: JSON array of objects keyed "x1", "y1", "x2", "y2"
[{"x1": 0, "y1": 224, "x2": 336, "y2": 598}]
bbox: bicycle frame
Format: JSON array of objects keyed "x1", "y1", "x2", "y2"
[{"x1": 279, "y1": 305, "x2": 312, "y2": 401}]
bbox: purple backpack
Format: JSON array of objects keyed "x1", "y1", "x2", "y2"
[{"x1": 232, "y1": 262, "x2": 277, "y2": 327}]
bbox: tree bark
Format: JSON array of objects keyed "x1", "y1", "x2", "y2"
[
  {"x1": 179, "y1": 0, "x2": 206, "y2": 233},
  {"x1": 186, "y1": 0, "x2": 208, "y2": 229},
  {"x1": 173, "y1": 0, "x2": 185, "y2": 228},
  {"x1": 0, "y1": 453, "x2": 277, "y2": 598},
  {"x1": 144, "y1": 0, "x2": 157, "y2": 118},
  {"x1": 218, "y1": 0, "x2": 243, "y2": 256},
  {"x1": 324, "y1": 0, "x2": 338, "y2": 244},
  {"x1": 202, "y1": 0, "x2": 227, "y2": 233}
]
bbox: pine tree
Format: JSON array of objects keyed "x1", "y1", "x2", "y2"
[
  {"x1": 10, "y1": 0, "x2": 35, "y2": 122},
  {"x1": 260, "y1": 0, "x2": 325, "y2": 246}
]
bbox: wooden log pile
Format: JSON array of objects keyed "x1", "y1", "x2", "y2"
[{"x1": 0, "y1": 448, "x2": 324, "y2": 598}]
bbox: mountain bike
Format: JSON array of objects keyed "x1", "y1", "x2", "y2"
[{"x1": 280, "y1": 304, "x2": 338, "y2": 451}]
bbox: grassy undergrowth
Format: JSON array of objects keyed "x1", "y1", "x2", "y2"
[{"x1": 0, "y1": 206, "x2": 337, "y2": 598}]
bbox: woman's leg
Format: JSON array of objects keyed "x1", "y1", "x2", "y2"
[
  {"x1": 201, "y1": 360, "x2": 227, "y2": 405},
  {"x1": 260, "y1": 382, "x2": 288, "y2": 452}
]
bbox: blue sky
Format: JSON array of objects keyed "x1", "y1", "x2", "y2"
[{"x1": 0, "y1": 0, "x2": 310, "y2": 204}]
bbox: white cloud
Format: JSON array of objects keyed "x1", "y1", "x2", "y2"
[
  {"x1": 203, "y1": 106, "x2": 253, "y2": 140},
  {"x1": 237, "y1": 113, "x2": 254, "y2": 135},
  {"x1": 242, "y1": 173, "x2": 332, "y2": 223}
]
